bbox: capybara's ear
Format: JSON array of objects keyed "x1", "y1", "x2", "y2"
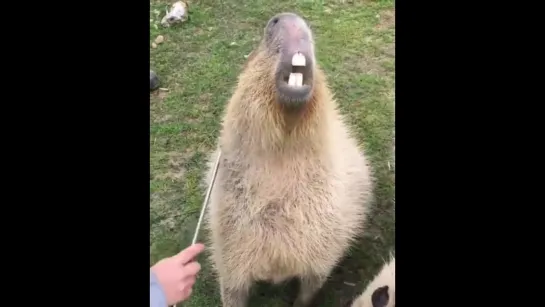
[{"x1": 371, "y1": 286, "x2": 389, "y2": 307}]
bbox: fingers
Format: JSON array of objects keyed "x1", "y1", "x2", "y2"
[
  {"x1": 182, "y1": 276, "x2": 196, "y2": 288},
  {"x1": 181, "y1": 287, "x2": 193, "y2": 300},
  {"x1": 179, "y1": 276, "x2": 196, "y2": 301},
  {"x1": 176, "y1": 243, "x2": 205, "y2": 264},
  {"x1": 183, "y1": 261, "x2": 201, "y2": 276}
]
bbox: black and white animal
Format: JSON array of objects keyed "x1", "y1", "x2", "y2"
[{"x1": 351, "y1": 255, "x2": 395, "y2": 307}]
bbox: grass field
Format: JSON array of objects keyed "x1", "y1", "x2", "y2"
[{"x1": 150, "y1": 0, "x2": 395, "y2": 306}]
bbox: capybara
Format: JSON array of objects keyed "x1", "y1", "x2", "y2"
[{"x1": 203, "y1": 12, "x2": 374, "y2": 307}]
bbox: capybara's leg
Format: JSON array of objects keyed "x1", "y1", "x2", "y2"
[
  {"x1": 219, "y1": 276, "x2": 250, "y2": 307},
  {"x1": 293, "y1": 273, "x2": 328, "y2": 307}
]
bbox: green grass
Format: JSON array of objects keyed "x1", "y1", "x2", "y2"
[{"x1": 150, "y1": 0, "x2": 395, "y2": 306}]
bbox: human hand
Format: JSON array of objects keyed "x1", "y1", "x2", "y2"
[{"x1": 151, "y1": 243, "x2": 205, "y2": 305}]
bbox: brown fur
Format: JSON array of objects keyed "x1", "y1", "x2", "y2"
[
  {"x1": 351, "y1": 255, "x2": 395, "y2": 307},
  {"x1": 203, "y1": 14, "x2": 373, "y2": 307}
]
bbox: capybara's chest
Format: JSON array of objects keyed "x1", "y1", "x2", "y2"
[
  {"x1": 216, "y1": 159, "x2": 340, "y2": 227},
  {"x1": 214, "y1": 160, "x2": 347, "y2": 252}
]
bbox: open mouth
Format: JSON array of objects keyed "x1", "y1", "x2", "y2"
[
  {"x1": 275, "y1": 51, "x2": 313, "y2": 106},
  {"x1": 283, "y1": 52, "x2": 308, "y2": 88}
]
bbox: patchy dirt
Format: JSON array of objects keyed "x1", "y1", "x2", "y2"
[
  {"x1": 153, "y1": 150, "x2": 196, "y2": 181},
  {"x1": 151, "y1": 89, "x2": 169, "y2": 103},
  {"x1": 154, "y1": 168, "x2": 186, "y2": 181},
  {"x1": 376, "y1": 9, "x2": 395, "y2": 30},
  {"x1": 197, "y1": 93, "x2": 213, "y2": 111},
  {"x1": 382, "y1": 43, "x2": 395, "y2": 58},
  {"x1": 185, "y1": 117, "x2": 202, "y2": 124},
  {"x1": 354, "y1": 55, "x2": 387, "y2": 76},
  {"x1": 153, "y1": 114, "x2": 173, "y2": 124},
  {"x1": 158, "y1": 215, "x2": 179, "y2": 230}
]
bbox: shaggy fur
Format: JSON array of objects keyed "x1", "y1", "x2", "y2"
[
  {"x1": 351, "y1": 255, "x2": 395, "y2": 307},
  {"x1": 203, "y1": 12, "x2": 374, "y2": 307}
]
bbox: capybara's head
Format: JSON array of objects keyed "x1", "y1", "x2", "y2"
[{"x1": 259, "y1": 12, "x2": 316, "y2": 109}]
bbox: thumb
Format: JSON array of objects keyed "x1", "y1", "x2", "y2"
[{"x1": 176, "y1": 243, "x2": 205, "y2": 264}]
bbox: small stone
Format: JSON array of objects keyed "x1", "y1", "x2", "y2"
[
  {"x1": 151, "y1": 42, "x2": 157, "y2": 48},
  {"x1": 150, "y1": 70, "x2": 160, "y2": 91},
  {"x1": 155, "y1": 35, "x2": 164, "y2": 44}
]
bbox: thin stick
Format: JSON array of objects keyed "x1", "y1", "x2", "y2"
[
  {"x1": 191, "y1": 150, "x2": 221, "y2": 245},
  {"x1": 172, "y1": 151, "x2": 221, "y2": 307}
]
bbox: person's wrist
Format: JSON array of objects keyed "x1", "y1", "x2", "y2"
[{"x1": 150, "y1": 270, "x2": 169, "y2": 307}]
